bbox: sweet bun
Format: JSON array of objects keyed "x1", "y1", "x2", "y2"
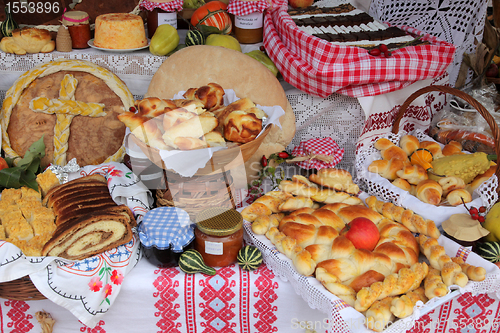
[
  {"x1": 446, "y1": 189, "x2": 472, "y2": 206},
  {"x1": 308, "y1": 168, "x2": 359, "y2": 195},
  {"x1": 419, "y1": 141, "x2": 443, "y2": 159},
  {"x1": 438, "y1": 176, "x2": 465, "y2": 197},
  {"x1": 392, "y1": 178, "x2": 411, "y2": 192},
  {"x1": 183, "y1": 82, "x2": 225, "y2": 111},
  {"x1": 399, "y1": 135, "x2": 420, "y2": 156},
  {"x1": 396, "y1": 164, "x2": 428, "y2": 185},
  {"x1": 374, "y1": 138, "x2": 395, "y2": 151},
  {"x1": 442, "y1": 140, "x2": 463, "y2": 156},
  {"x1": 368, "y1": 158, "x2": 404, "y2": 180},
  {"x1": 223, "y1": 110, "x2": 263, "y2": 143},
  {"x1": 136, "y1": 97, "x2": 177, "y2": 118},
  {"x1": 380, "y1": 145, "x2": 408, "y2": 161},
  {"x1": 416, "y1": 179, "x2": 442, "y2": 205},
  {"x1": 0, "y1": 28, "x2": 55, "y2": 55}
]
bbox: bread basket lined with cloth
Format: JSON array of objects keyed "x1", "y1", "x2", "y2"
[
  {"x1": 126, "y1": 45, "x2": 296, "y2": 182},
  {"x1": 355, "y1": 85, "x2": 499, "y2": 227},
  {"x1": 0, "y1": 163, "x2": 152, "y2": 328}
]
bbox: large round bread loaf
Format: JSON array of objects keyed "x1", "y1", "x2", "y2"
[{"x1": 145, "y1": 45, "x2": 296, "y2": 181}]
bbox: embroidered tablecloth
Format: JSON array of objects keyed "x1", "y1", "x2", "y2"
[{"x1": 1, "y1": 258, "x2": 499, "y2": 333}]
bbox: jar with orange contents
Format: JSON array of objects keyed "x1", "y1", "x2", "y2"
[
  {"x1": 61, "y1": 11, "x2": 91, "y2": 49},
  {"x1": 194, "y1": 207, "x2": 244, "y2": 268}
]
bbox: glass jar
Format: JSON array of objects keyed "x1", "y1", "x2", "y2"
[
  {"x1": 147, "y1": 8, "x2": 177, "y2": 38},
  {"x1": 61, "y1": 10, "x2": 91, "y2": 49},
  {"x1": 233, "y1": 11, "x2": 263, "y2": 44},
  {"x1": 194, "y1": 207, "x2": 244, "y2": 267}
]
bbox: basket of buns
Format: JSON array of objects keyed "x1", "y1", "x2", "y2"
[
  {"x1": 239, "y1": 168, "x2": 500, "y2": 332},
  {"x1": 355, "y1": 85, "x2": 500, "y2": 227}
]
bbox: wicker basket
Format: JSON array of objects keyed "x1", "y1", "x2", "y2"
[
  {"x1": 0, "y1": 275, "x2": 46, "y2": 300},
  {"x1": 156, "y1": 169, "x2": 236, "y2": 219},
  {"x1": 393, "y1": 85, "x2": 500, "y2": 190},
  {"x1": 131, "y1": 124, "x2": 272, "y2": 176}
]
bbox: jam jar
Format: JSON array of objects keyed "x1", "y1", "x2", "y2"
[
  {"x1": 139, "y1": 207, "x2": 195, "y2": 267},
  {"x1": 147, "y1": 7, "x2": 177, "y2": 38},
  {"x1": 61, "y1": 10, "x2": 91, "y2": 49},
  {"x1": 194, "y1": 207, "x2": 244, "y2": 267},
  {"x1": 233, "y1": 11, "x2": 263, "y2": 44}
]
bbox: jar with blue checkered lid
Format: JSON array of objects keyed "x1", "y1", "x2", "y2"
[
  {"x1": 139, "y1": 207, "x2": 195, "y2": 266},
  {"x1": 194, "y1": 207, "x2": 244, "y2": 267}
]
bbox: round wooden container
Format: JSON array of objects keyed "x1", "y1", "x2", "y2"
[{"x1": 156, "y1": 169, "x2": 236, "y2": 218}]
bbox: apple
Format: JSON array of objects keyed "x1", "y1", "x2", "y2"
[
  {"x1": 341, "y1": 217, "x2": 380, "y2": 251},
  {"x1": 0, "y1": 157, "x2": 8, "y2": 171},
  {"x1": 485, "y1": 63, "x2": 499, "y2": 78},
  {"x1": 288, "y1": 0, "x2": 314, "y2": 9}
]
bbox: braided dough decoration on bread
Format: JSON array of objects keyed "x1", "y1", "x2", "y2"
[
  {"x1": 424, "y1": 267, "x2": 449, "y2": 299},
  {"x1": 279, "y1": 175, "x2": 363, "y2": 205},
  {"x1": 253, "y1": 201, "x2": 421, "y2": 303},
  {"x1": 365, "y1": 196, "x2": 441, "y2": 238},
  {"x1": 354, "y1": 262, "x2": 428, "y2": 312},
  {"x1": 418, "y1": 235, "x2": 469, "y2": 287}
]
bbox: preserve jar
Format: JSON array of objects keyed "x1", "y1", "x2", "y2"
[
  {"x1": 147, "y1": 7, "x2": 177, "y2": 38},
  {"x1": 139, "y1": 207, "x2": 195, "y2": 267},
  {"x1": 194, "y1": 207, "x2": 244, "y2": 267},
  {"x1": 61, "y1": 10, "x2": 91, "y2": 49},
  {"x1": 233, "y1": 11, "x2": 263, "y2": 44}
]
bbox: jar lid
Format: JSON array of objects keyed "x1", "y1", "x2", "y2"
[
  {"x1": 195, "y1": 207, "x2": 243, "y2": 236},
  {"x1": 62, "y1": 11, "x2": 90, "y2": 26},
  {"x1": 441, "y1": 214, "x2": 490, "y2": 242},
  {"x1": 138, "y1": 207, "x2": 195, "y2": 251}
]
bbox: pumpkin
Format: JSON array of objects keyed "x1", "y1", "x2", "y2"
[
  {"x1": 410, "y1": 148, "x2": 433, "y2": 171},
  {"x1": 190, "y1": 1, "x2": 232, "y2": 34}
]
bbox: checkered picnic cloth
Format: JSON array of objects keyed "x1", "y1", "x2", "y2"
[
  {"x1": 263, "y1": 0, "x2": 455, "y2": 98},
  {"x1": 290, "y1": 137, "x2": 344, "y2": 170},
  {"x1": 139, "y1": 207, "x2": 195, "y2": 252},
  {"x1": 227, "y1": 0, "x2": 271, "y2": 16},
  {"x1": 140, "y1": 0, "x2": 184, "y2": 12}
]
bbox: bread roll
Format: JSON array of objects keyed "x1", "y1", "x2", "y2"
[
  {"x1": 446, "y1": 189, "x2": 472, "y2": 206},
  {"x1": 396, "y1": 164, "x2": 428, "y2": 185},
  {"x1": 308, "y1": 168, "x2": 359, "y2": 195},
  {"x1": 438, "y1": 176, "x2": 465, "y2": 197},
  {"x1": 0, "y1": 28, "x2": 55, "y2": 55},
  {"x1": 368, "y1": 158, "x2": 405, "y2": 180},
  {"x1": 469, "y1": 164, "x2": 496, "y2": 192},
  {"x1": 183, "y1": 82, "x2": 225, "y2": 111},
  {"x1": 416, "y1": 179, "x2": 442, "y2": 205},
  {"x1": 442, "y1": 140, "x2": 463, "y2": 156},
  {"x1": 392, "y1": 178, "x2": 411, "y2": 191},
  {"x1": 399, "y1": 135, "x2": 420, "y2": 156},
  {"x1": 419, "y1": 141, "x2": 443, "y2": 159},
  {"x1": 424, "y1": 268, "x2": 448, "y2": 299}
]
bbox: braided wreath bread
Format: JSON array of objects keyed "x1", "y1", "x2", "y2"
[
  {"x1": 243, "y1": 166, "x2": 490, "y2": 330},
  {"x1": 1, "y1": 59, "x2": 134, "y2": 167}
]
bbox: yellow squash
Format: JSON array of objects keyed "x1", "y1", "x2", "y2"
[{"x1": 429, "y1": 152, "x2": 492, "y2": 184}]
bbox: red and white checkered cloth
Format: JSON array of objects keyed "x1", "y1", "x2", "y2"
[
  {"x1": 291, "y1": 137, "x2": 344, "y2": 170},
  {"x1": 227, "y1": 0, "x2": 272, "y2": 15},
  {"x1": 263, "y1": 0, "x2": 455, "y2": 98},
  {"x1": 140, "y1": 0, "x2": 184, "y2": 12}
]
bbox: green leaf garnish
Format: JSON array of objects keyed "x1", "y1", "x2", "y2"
[{"x1": 0, "y1": 136, "x2": 46, "y2": 191}]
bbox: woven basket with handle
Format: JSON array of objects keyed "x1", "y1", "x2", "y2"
[{"x1": 392, "y1": 85, "x2": 500, "y2": 192}]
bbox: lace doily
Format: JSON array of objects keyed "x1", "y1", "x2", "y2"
[
  {"x1": 284, "y1": 86, "x2": 366, "y2": 176},
  {"x1": 369, "y1": 0, "x2": 488, "y2": 88},
  {"x1": 354, "y1": 129, "x2": 499, "y2": 227}
]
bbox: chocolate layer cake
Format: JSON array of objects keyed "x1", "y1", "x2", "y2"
[{"x1": 288, "y1": 0, "x2": 421, "y2": 49}]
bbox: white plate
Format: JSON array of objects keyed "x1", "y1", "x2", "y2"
[{"x1": 87, "y1": 39, "x2": 150, "y2": 52}]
